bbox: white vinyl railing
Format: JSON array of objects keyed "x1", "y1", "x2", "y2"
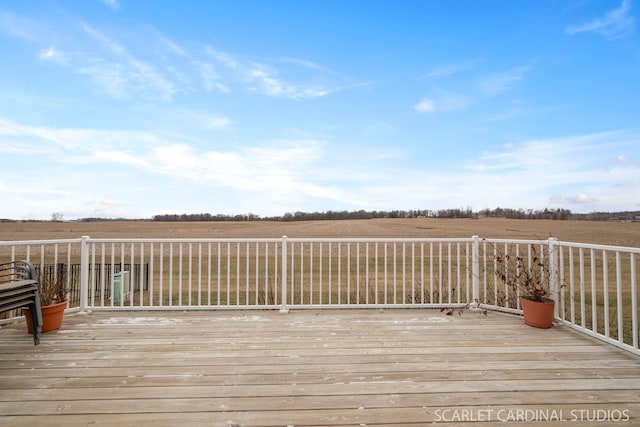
[
  {"x1": 1, "y1": 235, "x2": 638, "y2": 355},
  {"x1": 554, "y1": 241, "x2": 639, "y2": 354}
]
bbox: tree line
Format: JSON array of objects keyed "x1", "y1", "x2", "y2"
[
  {"x1": 3, "y1": 207, "x2": 636, "y2": 223},
  {"x1": 150, "y1": 208, "x2": 640, "y2": 222}
]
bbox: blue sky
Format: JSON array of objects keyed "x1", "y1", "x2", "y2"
[{"x1": 0, "y1": 0, "x2": 639, "y2": 220}]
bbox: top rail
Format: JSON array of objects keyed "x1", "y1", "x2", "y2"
[
  {"x1": 557, "y1": 240, "x2": 640, "y2": 253},
  {"x1": 0, "y1": 238, "x2": 82, "y2": 246}
]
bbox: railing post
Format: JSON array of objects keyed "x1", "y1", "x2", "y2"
[
  {"x1": 472, "y1": 235, "x2": 480, "y2": 304},
  {"x1": 548, "y1": 237, "x2": 559, "y2": 318},
  {"x1": 280, "y1": 235, "x2": 289, "y2": 313},
  {"x1": 78, "y1": 235, "x2": 90, "y2": 315}
]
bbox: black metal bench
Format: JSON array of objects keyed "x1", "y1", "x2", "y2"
[{"x1": 0, "y1": 260, "x2": 42, "y2": 345}]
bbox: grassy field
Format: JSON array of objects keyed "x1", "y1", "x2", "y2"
[{"x1": 1, "y1": 217, "x2": 639, "y2": 247}]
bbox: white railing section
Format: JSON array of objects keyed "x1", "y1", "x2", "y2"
[
  {"x1": 1, "y1": 235, "x2": 638, "y2": 355},
  {"x1": 554, "y1": 241, "x2": 640, "y2": 354},
  {"x1": 281, "y1": 238, "x2": 474, "y2": 309}
]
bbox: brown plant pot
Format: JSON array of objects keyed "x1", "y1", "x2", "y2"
[
  {"x1": 520, "y1": 297, "x2": 555, "y2": 329},
  {"x1": 23, "y1": 300, "x2": 68, "y2": 334}
]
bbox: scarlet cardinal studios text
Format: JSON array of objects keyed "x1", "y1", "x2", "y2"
[{"x1": 433, "y1": 408, "x2": 630, "y2": 423}]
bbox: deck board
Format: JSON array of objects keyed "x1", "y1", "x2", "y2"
[{"x1": 1, "y1": 309, "x2": 639, "y2": 426}]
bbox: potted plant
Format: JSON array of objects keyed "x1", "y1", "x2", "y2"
[
  {"x1": 23, "y1": 264, "x2": 70, "y2": 333},
  {"x1": 494, "y1": 244, "x2": 557, "y2": 328}
]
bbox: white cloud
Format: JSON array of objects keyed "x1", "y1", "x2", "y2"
[
  {"x1": 550, "y1": 194, "x2": 599, "y2": 205},
  {"x1": 204, "y1": 46, "x2": 347, "y2": 100},
  {"x1": 157, "y1": 34, "x2": 186, "y2": 56},
  {"x1": 3, "y1": 10, "x2": 354, "y2": 103},
  {"x1": 573, "y1": 194, "x2": 598, "y2": 204},
  {"x1": 94, "y1": 150, "x2": 149, "y2": 168},
  {"x1": 418, "y1": 63, "x2": 469, "y2": 81},
  {"x1": 415, "y1": 63, "x2": 530, "y2": 115},
  {"x1": 435, "y1": 90, "x2": 473, "y2": 111},
  {"x1": 79, "y1": 24, "x2": 176, "y2": 101},
  {"x1": 0, "y1": 115, "x2": 330, "y2": 204},
  {"x1": 38, "y1": 46, "x2": 56, "y2": 59},
  {"x1": 81, "y1": 23, "x2": 126, "y2": 56},
  {"x1": 478, "y1": 63, "x2": 533, "y2": 96},
  {"x1": 204, "y1": 47, "x2": 240, "y2": 69},
  {"x1": 610, "y1": 154, "x2": 637, "y2": 165},
  {"x1": 453, "y1": 130, "x2": 640, "y2": 212},
  {"x1": 2, "y1": 117, "x2": 640, "y2": 217},
  {"x1": 414, "y1": 99, "x2": 436, "y2": 113},
  {"x1": 195, "y1": 62, "x2": 229, "y2": 93},
  {"x1": 6, "y1": 19, "x2": 177, "y2": 101},
  {"x1": 101, "y1": 0, "x2": 120, "y2": 11},
  {"x1": 0, "y1": 116, "x2": 162, "y2": 152},
  {"x1": 0, "y1": 11, "x2": 42, "y2": 41},
  {"x1": 566, "y1": 0, "x2": 635, "y2": 39},
  {"x1": 281, "y1": 57, "x2": 322, "y2": 69},
  {"x1": 414, "y1": 89, "x2": 472, "y2": 114}
]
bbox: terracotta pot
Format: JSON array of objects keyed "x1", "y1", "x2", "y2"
[
  {"x1": 520, "y1": 296, "x2": 555, "y2": 329},
  {"x1": 23, "y1": 300, "x2": 68, "y2": 334}
]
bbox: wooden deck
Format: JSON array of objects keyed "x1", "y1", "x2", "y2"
[{"x1": 1, "y1": 309, "x2": 639, "y2": 426}]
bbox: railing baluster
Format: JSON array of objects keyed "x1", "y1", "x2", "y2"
[
  {"x1": 430, "y1": 242, "x2": 434, "y2": 304},
  {"x1": 226, "y1": 242, "x2": 231, "y2": 306},
  {"x1": 384, "y1": 243, "x2": 388, "y2": 304},
  {"x1": 139, "y1": 243, "x2": 144, "y2": 308},
  {"x1": 374, "y1": 243, "x2": 379, "y2": 304},
  {"x1": 631, "y1": 253, "x2": 637, "y2": 349},
  {"x1": 559, "y1": 245, "x2": 565, "y2": 321},
  {"x1": 169, "y1": 243, "x2": 174, "y2": 306},
  {"x1": 207, "y1": 242, "x2": 212, "y2": 306},
  {"x1": 263, "y1": 242, "x2": 268, "y2": 305},
  {"x1": 319, "y1": 243, "x2": 323, "y2": 305},
  {"x1": 420, "y1": 242, "x2": 425, "y2": 304},
  {"x1": 456, "y1": 242, "x2": 460, "y2": 304},
  {"x1": 603, "y1": 250, "x2": 609, "y2": 338},
  {"x1": 159, "y1": 243, "x2": 164, "y2": 307},
  {"x1": 290, "y1": 242, "x2": 295, "y2": 305},
  {"x1": 100, "y1": 244, "x2": 106, "y2": 307},
  {"x1": 310, "y1": 242, "x2": 314, "y2": 305},
  {"x1": 300, "y1": 242, "x2": 304, "y2": 305},
  {"x1": 356, "y1": 242, "x2": 360, "y2": 304},
  {"x1": 590, "y1": 248, "x2": 597, "y2": 332},
  {"x1": 178, "y1": 243, "x2": 183, "y2": 307},
  {"x1": 274, "y1": 241, "x2": 279, "y2": 306},
  {"x1": 280, "y1": 236, "x2": 287, "y2": 312},
  {"x1": 365, "y1": 243, "x2": 369, "y2": 304},
  {"x1": 328, "y1": 243, "x2": 332, "y2": 305},
  {"x1": 569, "y1": 247, "x2": 575, "y2": 324},
  {"x1": 196, "y1": 243, "x2": 202, "y2": 306},
  {"x1": 254, "y1": 242, "x2": 258, "y2": 306},
  {"x1": 149, "y1": 243, "x2": 154, "y2": 308},
  {"x1": 217, "y1": 243, "x2": 221, "y2": 306},
  {"x1": 579, "y1": 247, "x2": 586, "y2": 328},
  {"x1": 616, "y1": 251, "x2": 623, "y2": 343},
  {"x1": 129, "y1": 243, "x2": 135, "y2": 308},
  {"x1": 88, "y1": 243, "x2": 94, "y2": 306},
  {"x1": 236, "y1": 242, "x2": 240, "y2": 306},
  {"x1": 347, "y1": 243, "x2": 351, "y2": 304},
  {"x1": 393, "y1": 242, "x2": 397, "y2": 304},
  {"x1": 338, "y1": 243, "x2": 342, "y2": 304},
  {"x1": 447, "y1": 241, "x2": 452, "y2": 303}
]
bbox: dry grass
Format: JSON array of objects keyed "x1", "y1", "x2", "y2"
[{"x1": 1, "y1": 217, "x2": 639, "y2": 247}]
